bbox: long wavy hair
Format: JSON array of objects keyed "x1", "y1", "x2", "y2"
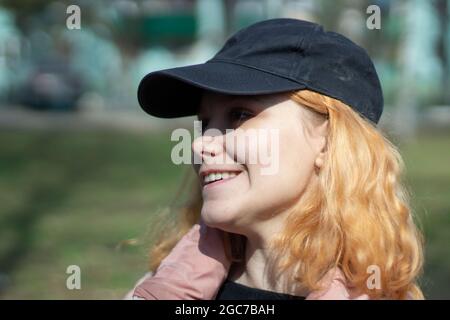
[{"x1": 147, "y1": 89, "x2": 425, "y2": 299}]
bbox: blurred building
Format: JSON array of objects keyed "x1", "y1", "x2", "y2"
[{"x1": 0, "y1": 0, "x2": 449, "y2": 134}]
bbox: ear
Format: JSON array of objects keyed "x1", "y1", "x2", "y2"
[
  {"x1": 315, "y1": 151, "x2": 325, "y2": 169},
  {"x1": 314, "y1": 119, "x2": 328, "y2": 169}
]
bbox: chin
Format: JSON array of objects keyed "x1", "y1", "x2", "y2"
[{"x1": 200, "y1": 205, "x2": 239, "y2": 231}]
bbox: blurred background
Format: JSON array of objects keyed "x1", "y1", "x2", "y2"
[{"x1": 0, "y1": 0, "x2": 449, "y2": 299}]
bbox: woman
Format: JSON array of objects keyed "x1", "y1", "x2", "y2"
[{"x1": 129, "y1": 18, "x2": 424, "y2": 300}]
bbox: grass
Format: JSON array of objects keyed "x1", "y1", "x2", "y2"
[
  {"x1": 0, "y1": 129, "x2": 186, "y2": 299},
  {"x1": 398, "y1": 133, "x2": 450, "y2": 299},
  {"x1": 0, "y1": 129, "x2": 449, "y2": 299}
]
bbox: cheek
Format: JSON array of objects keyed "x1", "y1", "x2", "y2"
[
  {"x1": 279, "y1": 128, "x2": 316, "y2": 188},
  {"x1": 249, "y1": 128, "x2": 316, "y2": 212}
]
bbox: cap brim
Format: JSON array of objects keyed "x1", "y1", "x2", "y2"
[{"x1": 137, "y1": 60, "x2": 306, "y2": 118}]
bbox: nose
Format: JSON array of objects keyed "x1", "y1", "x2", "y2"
[{"x1": 192, "y1": 132, "x2": 224, "y2": 162}]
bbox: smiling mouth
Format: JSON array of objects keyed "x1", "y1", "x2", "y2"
[{"x1": 202, "y1": 171, "x2": 242, "y2": 187}]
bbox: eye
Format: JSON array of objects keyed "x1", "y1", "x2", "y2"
[{"x1": 229, "y1": 107, "x2": 253, "y2": 128}]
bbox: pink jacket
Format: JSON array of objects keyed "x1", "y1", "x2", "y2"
[{"x1": 126, "y1": 223, "x2": 369, "y2": 300}]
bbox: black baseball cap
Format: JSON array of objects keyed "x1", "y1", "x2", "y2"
[{"x1": 137, "y1": 18, "x2": 384, "y2": 125}]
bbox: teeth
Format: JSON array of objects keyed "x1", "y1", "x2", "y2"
[{"x1": 203, "y1": 171, "x2": 240, "y2": 184}]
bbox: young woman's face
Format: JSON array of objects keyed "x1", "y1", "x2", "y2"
[{"x1": 192, "y1": 91, "x2": 327, "y2": 236}]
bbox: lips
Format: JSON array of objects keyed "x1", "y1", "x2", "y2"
[
  {"x1": 199, "y1": 166, "x2": 244, "y2": 187},
  {"x1": 203, "y1": 171, "x2": 240, "y2": 185},
  {"x1": 202, "y1": 171, "x2": 242, "y2": 188}
]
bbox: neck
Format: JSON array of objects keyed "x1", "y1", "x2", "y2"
[
  {"x1": 230, "y1": 235, "x2": 273, "y2": 288},
  {"x1": 228, "y1": 221, "x2": 310, "y2": 297}
]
